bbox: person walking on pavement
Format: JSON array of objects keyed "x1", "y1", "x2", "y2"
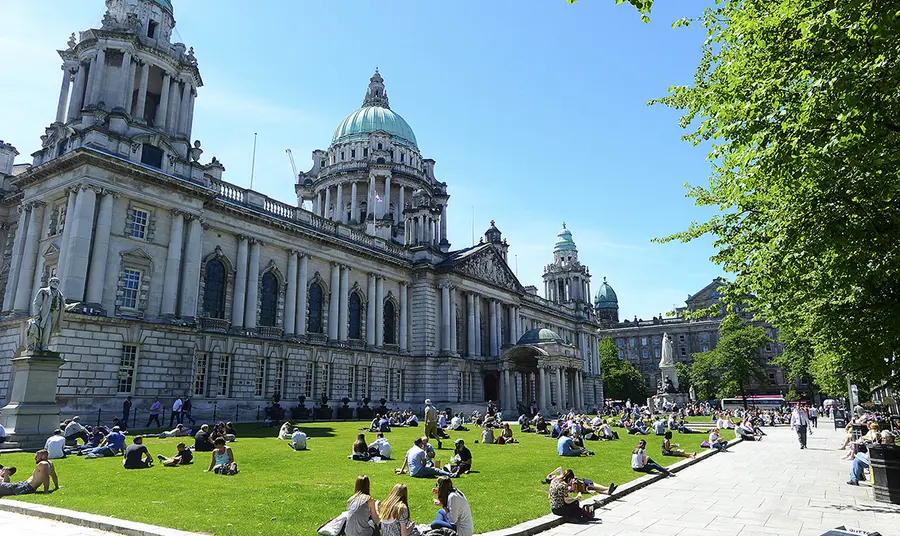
[
  {"x1": 171, "y1": 396, "x2": 183, "y2": 426},
  {"x1": 146, "y1": 397, "x2": 162, "y2": 428},
  {"x1": 791, "y1": 404, "x2": 811, "y2": 449},
  {"x1": 424, "y1": 399, "x2": 442, "y2": 449},
  {"x1": 122, "y1": 396, "x2": 133, "y2": 429},
  {"x1": 808, "y1": 406, "x2": 818, "y2": 428},
  {"x1": 182, "y1": 397, "x2": 196, "y2": 426}
]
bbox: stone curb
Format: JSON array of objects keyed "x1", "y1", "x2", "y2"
[
  {"x1": 476, "y1": 436, "x2": 744, "y2": 536},
  {"x1": 0, "y1": 499, "x2": 207, "y2": 536}
]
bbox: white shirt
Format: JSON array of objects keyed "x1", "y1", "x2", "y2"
[
  {"x1": 631, "y1": 449, "x2": 646, "y2": 469},
  {"x1": 790, "y1": 410, "x2": 810, "y2": 427},
  {"x1": 450, "y1": 416, "x2": 462, "y2": 430},
  {"x1": 45, "y1": 435, "x2": 66, "y2": 459},
  {"x1": 64, "y1": 421, "x2": 86, "y2": 437},
  {"x1": 709, "y1": 432, "x2": 722, "y2": 444},
  {"x1": 291, "y1": 431, "x2": 307, "y2": 449},
  {"x1": 809, "y1": 407, "x2": 818, "y2": 418},
  {"x1": 371, "y1": 437, "x2": 391, "y2": 458},
  {"x1": 172, "y1": 399, "x2": 183, "y2": 412},
  {"x1": 447, "y1": 490, "x2": 475, "y2": 536},
  {"x1": 600, "y1": 423, "x2": 613, "y2": 437}
]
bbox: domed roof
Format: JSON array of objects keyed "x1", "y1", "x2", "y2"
[
  {"x1": 554, "y1": 223, "x2": 576, "y2": 252},
  {"x1": 517, "y1": 328, "x2": 566, "y2": 346},
  {"x1": 153, "y1": 0, "x2": 174, "y2": 13},
  {"x1": 594, "y1": 277, "x2": 619, "y2": 309},
  {"x1": 332, "y1": 106, "x2": 418, "y2": 149}
]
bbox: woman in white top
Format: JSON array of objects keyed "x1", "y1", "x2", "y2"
[
  {"x1": 430, "y1": 476, "x2": 474, "y2": 536},
  {"x1": 708, "y1": 428, "x2": 728, "y2": 450},
  {"x1": 481, "y1": 424, "x2": 495, "y2": 444}
]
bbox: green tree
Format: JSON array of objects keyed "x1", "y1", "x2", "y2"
[
  {"x1": 649, "y1": 1, "x2": 900, "y2": 390},
  {"x1": 599, "y1": 337, "x2": 647, "y2": 403},
  {"x1": 675, "y1": 362, "x2": 692, "y2": 395}
]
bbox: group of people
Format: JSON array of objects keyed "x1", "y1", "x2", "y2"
[{"x1": 841, "y1": 417, "x2": 896, "y2": 486}]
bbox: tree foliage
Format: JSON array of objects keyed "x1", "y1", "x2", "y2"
[
  {"x1": 567, "y1": 0, "x2": 654, "y2": 23},
  {"x1": 651, "y1": 1, "x2": 900, "y2": 390},
  {"x1": 599, "y1": 337, "x2": 647, "y2": 402}
]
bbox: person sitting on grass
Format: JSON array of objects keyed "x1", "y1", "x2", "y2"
[
  {"x1": 209, "y1": 421, "x2": 227, "y2": 443},
  {"x1": 345, "y1": 474, "x2": 380, "y2": 536},
  {"x1": 481, "y1": 423, "x2": 495, "y2": 444},
  {"x1": 193, "y1": 424, "x2": 214, "y2": 452},
  {"x1": 662, "y1": 432, "x2": 696, "y2": 458},
  {"x1": 123, "y1": 436, "x2": 154, "y2": 469},
  {"x1": 396, "y1": 437, "x2": 456, "y2": 478},
  {"x1": 547, "y1": 465, "x2": 597, "y2": 522},
  {"x1": 498, "y1": 422, "x2": 517, "y2": 444},
  {"x1": 158, "y1": 442, "x2": 193, "y2": 466},
  {"x1": 652, "y1": 418, "x2": 667, "y2": 436},
  {"x1": 736, "y1": 420, "x2": 761, "y2": 442},
  {"x1": 443, "y1": 439, "x2": 472, "y2": 475},
  {"x1": 352, "y1": 433, "x2": 371, "y2": 461},
  {"x1": 0, "y1": 450, "x2": 57, "y2": 497},
  {"x1": 225, "y1": 422, "x2": 237, "y2": 442},
  {"x1": 431, "y1": 476, "x2": 474, "y2": 536},
  {"x1": 290, "y1": 428, "x2": 308, "y2": 451},
  {"x1": 368, "y1": 432, "x2": 391, "y2": 459},
  {"x1": 631, "y1": 439, "x2": 673, "y2": 477},
  {"x1": 535, "y1": 415, "x2": 549, "y2": 435},
  {"x1": 378, "y1": 483, "x2": 417, "y2": 536},
  {"x1": 557, "y1": 429, "x2": 593, "y2": 457},
  {"x1": 64, "y1": 416, "x2": 89, "y2": 446},
  {"x1": 545, "y1": 467, "x2": 617, "y2": 496},
  {"x1": 599, "y1": 421, "x2": 618, "y2": 440},
  {"x1": 451, "y1": 413, "x2": 468, "y2": 432},
  {"x1": 624, "y1": 420, "x2": 647, "y2": 435},
  {"x1": 708, "y1": 428, "x2": 728, "y2": 451},
  {"x1": 85, "y1": 426, "x2": 126, "y2": 459},
  {"x1": 45, "y1": 430, "x2": 66, "y2": 460},
  {"x1": 0, "y1": 466, "x2": 16, "y2": 483},
  {"x1": 278, "y1": 421, "x2": 293, "y2": 440},
  {"x1": 405, "y1": 412, "x2": 419, "y2": 427},
  {"x1": 206, "y1": 438, "x2": 239, "y2": 475},
  {"x1": 71, "y1": 426, "x2": 104, "y2": 455}
]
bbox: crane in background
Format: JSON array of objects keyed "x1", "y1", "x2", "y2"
[{"x1": 286, "y1": 148, "x2": 298, "y2": 181}]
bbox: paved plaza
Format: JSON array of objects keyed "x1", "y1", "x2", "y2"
[
  {"x1": 540, "y1": 420, "x2": 900, "y2": 536},
  {"x1": 0, "y1": 510, "x2": 120, "y2": 536}
]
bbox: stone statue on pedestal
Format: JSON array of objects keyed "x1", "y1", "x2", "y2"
[{"x1": 27, "y1": 277, "x2": 65, "y2": 352}]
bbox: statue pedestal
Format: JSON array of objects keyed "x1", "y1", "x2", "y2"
[
  {"x1": 0, "y1": 349, "x2": 64, "y2": 449},
  {"x1": 660, "y1": 364, "x2": 679, "y2": 391}
]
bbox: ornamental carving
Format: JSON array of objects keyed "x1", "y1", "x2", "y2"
[{"x1": 455, "y1": 248, "x2": 519, "y2": 291}]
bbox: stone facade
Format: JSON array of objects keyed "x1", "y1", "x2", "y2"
[{"x1": 0, "y1": 0, "x2": 603, "y2": 420}]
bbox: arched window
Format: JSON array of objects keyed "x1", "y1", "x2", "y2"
[
  {"x1": 308, "y1": 282, "x2": 324, "y2": 334},
  {"x1": 260, "y1": 272, "x2": 278, "y2": 327},
  {"x1": 349, "y1": 293, "x2": 362, "y2": 340},
  {"x1": 383, "y1": 300, "x2": 396, "y2": 345},
  {"x1": 203, "y1": 260, "x2": 226, "y2": 319}
]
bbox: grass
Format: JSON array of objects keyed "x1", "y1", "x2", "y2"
[{"x1": 0, "y1": 421, "x2": 733, "y2": 535}]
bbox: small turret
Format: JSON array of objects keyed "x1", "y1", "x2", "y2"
[{"x1": 484, "y1": 220, "x2": 508, "y2": 262}]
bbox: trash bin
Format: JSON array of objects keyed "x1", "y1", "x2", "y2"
[
  {"x1": 851, "y1": 424, "x2": 868, "y2": 441},
  {"x1": 868, "y1": 444, "x2": 900, "y2": 505}
]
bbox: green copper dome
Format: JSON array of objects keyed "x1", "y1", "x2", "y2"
[
  {"x1": 517, "y1": 328, "x2": 566, "y2": 346},
  {"x1": 153, "y1": 0, "x2": 173, "y2": 13},
  {"x1": 332, "y1": 106, "x2": 418, "y2": 149},
  {"x1": 594, "y1": 278, "x2": 619, "y2": 309},
  {"x1": 554, "y1": 223, "x2": 576, "y2": 252}
]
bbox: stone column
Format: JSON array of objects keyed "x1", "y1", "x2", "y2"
[
  {"x1": 335, "y1": 183, "x2": 344, "y2": 223},
  {"x1": 88, "y1": 49, "x2": 106, "y2": 106},
  {"x1": 178, "y1": 217, "x2": 203, "y2": 318},
  {"x1": 440, "y1": 284, "x2": 451, "y2": 353},
  {"x1": 118, "y1": 52, "x2": 132, "y2": 111},
  {"x1": 466, "y1": 293, "x2": 476, "y2": 357},
  {"x1": 327, "y1": 262, "x2": 340, "y2": 340},
  {"x1": 474, "y1": 297, "x2": 482, "y2": 356},
  {"x1": 366, "y1": 273, "x2": 376, "y2": 345},
  {"x1": 124, "y1": 56, "x2": 136, "y2": 114},
  {"x1": 338, "y1": 265, "x2": 349, "y2": 341},
  {"x1": 399, "y1": 282, "x2": 408, "y2": 352},
  {"x1": 63, "y1": 186, "x2": 98, "y2": 303},
  {"x1": 350, "y1": 182, "x2": 358, "y2": 223},
  {"x1": 186, "y1": 86, "x2": 196, "y2": 141},
  {"x1": 67, "y1": 64, "x2": 86, "y2": 121},
  {"x1": 83, "y1": 56, "x2": 97, "y2": 108},
  {"x1": 135, "y1": 62, "x2": 149, "y2": 121},
  {"x1": 160, "y1": 211, "x2": 185, "y2": 317},
  {"x1": 397, "y1": 186, "x2": 405, "y2": 226},
  {"x1": 84, "y1": 191, "x2": 114, "y2": 305},
  {"x1": 488, "y1": 300, "x2": 498, "y2": 357},
  {"x1": 296, "y1": 254, "x2": 309, "y2": 336},
  {"x1": 244, "y1": 239, "x2": 261, "y2": 329},
  {"x1": 155, "y1": 72, "x2": 170, "y2": 129},
  {"x1": 440, "y1": 204, "x2": 448, "y2": 244},
  {"x1": 2, "y1": 207, "x2": 29, "y2": 311},
  {"x1": 375, "y1": 277, "x2": 384, "y2": 347},
  {"x1": 313, "y1": 191, "x2": 321, "y2": 216},
  {"x1": 384, "y1": 176, "x2": 392, "y2": 221},
  {"x1": 284, "y1": 251, "x2": 298, "y2": 336},
  {"x1": 324, "y1": 186, "x2": 331, "y2": 220},
  {"x1": 500, "y1": 368, "x2": 509, "y2": 412},
  {"x1": 178, "y1": 81, "x2": 191, "y2": 137},
  {"x1": 13, "y1": 203, "x2": 45, "y2": 312},
  {"x1": 231, "y1": 236, "x2": 249, "y2": 327},
  {"x1": 166, "y1": 79, "x2": 180, "y2": 134},
  {"x1": 449, "y1": 287, "x2": 458, "y2": 355},
  {"x1": 56, "y1": 67, "x2": 72, "y2": 123}
]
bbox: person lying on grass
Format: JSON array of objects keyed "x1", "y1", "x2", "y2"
[
  {"x1": 206, "y1": 438, "x2": 239, "y2": 475},
  {"x1": 661, "y1": 432, "x2": 696, "y2": 458},
  {"x1": 158, "y1": 442, "x2": 194, "y2": 466},
  {"x1": 545, "y1": 467, "x2": 617, "y2": 496},
  {"x1": 0, "y1": 449, "x2": 57, "y2": 496}
]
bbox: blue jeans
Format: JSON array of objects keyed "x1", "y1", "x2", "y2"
[
  {"x1": 634, "y1": 457, "x2": 671, "y2": 476},
  {"x1": 431, "y1": 509, "x2": 455, "y2": 531},
  {"x1": 412, "y1": 466, "x2": 452, "y2": 478},
  {"x1": 87, "y1": 446, "x2": 116, "y2": 457},
  {"x1": 850, "y1": 454, "x2": 870, "y2": 483},
  {"x1": 711, "y1": 441, "x2": 728, "y2": 450}
]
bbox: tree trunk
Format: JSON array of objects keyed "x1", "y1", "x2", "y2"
[{"x1": 739, "y1": 381, "x2": 748, "y2": 410}]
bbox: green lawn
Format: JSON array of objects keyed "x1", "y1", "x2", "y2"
[{"x1": 0, "y1": 421, "x2": 733, "y2": 535}]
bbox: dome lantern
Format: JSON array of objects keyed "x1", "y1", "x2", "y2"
[{"x1": 331, "y1": 69, "x2": 418, "y2": 150}]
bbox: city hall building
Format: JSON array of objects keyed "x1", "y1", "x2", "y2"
[{"x1": 0, "y1": 0, "x2": 605, "y2": 420}]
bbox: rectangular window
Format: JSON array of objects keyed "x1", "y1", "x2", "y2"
[
  {"x1": 357, "y1": 366, "x2": 369, "y2": 400},
  {"x1": 629, "y1": 338, "x2": 635, "y2": 347},
  {"x1": 393, "y1": 369, "x2": 403, "y2": 401},
  {"x1": 254, "y1": 358, "x2": 265, "y2": 397},
  {"x1": 653, "y1": 335, "x2": 661, "y2": 345},
  {"x1": 319, "y1": 362, "x2": 331, "y2": 398},
  {"x1": 765, "y1": 343, "x2": 772, "y2": 352},
  {"x1": 702, "y1": 344, "x2": 710, "y2": 353},
  {"x1": 193, "y1": 353, "x2": 208, "y2": 396},
  {"x1": 768, "y1": 372, "x2": 776, "y2": 381},
  {"x1": 363, "y1": 148, "x2": 368, "y2": 157},
  {"x1": 457, "y1": 373, "x2": 463, "y2": 403},
  {"x1": 217, "y1": 355, "x2": 231, "y2": 397},
  {"x1": 679, "y1": 334, "x2": 686, "y2": 343},
  {"x1": 641, "y1": 337, "x2": 648, "y2": 346},
  {"x1": 618, "y1": 349, "x2": 624, "y2": 359},
  {"x1": 347, "y1": 365, "x2": 356, "y2": 399},
  {"x1": 654, "y1": 348, "x2": 661, "y2": 358},
  {"x1": 680, "y1": 347, "x2": 687, "y2": 357},
  {"x1": 118, "y1": 345, "x2": 137, "y2": 394},
  {"x1": 305, "y1": 364, "x2": 314, "y2": 398},
  {"x1": 273, "y1": 359, "x2": 285, "y2": 397},
  {"x1": 616, "y1": 339, "x2": 623, "y2": 348},
  {"x1": 642, "y1": 349, "x2": 649, "y2": 359},
  {"x1": 141, "y1": 144, "x2": 163, "y2": 168},
  {"x1": 148, "y1": 20, "x2": 158, "y2": 38},
  {"x1": 55, "y1": 204, "x2": 66, "y2": 236},
  {"x1": 350, "y1": 149, "x2": 356, "y2": 158},
  {"x1": 129, "y1": 208, "x2": 149, "y2": 239},
  {"x1": 122, "y1": 269, "x2": 141, "y2": 309}
]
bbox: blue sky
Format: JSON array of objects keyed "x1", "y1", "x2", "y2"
[{"x1": 2, "y1": 0, "x2": 720, "y2": 320}]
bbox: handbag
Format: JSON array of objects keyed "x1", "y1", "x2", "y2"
[{"x1": 318, "y1": 511, "x2": 348, "y2": 536}]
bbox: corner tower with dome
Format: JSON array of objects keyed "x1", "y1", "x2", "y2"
[{"x1": 0, "y1": 1, "x2": 603, "y2": 431}]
